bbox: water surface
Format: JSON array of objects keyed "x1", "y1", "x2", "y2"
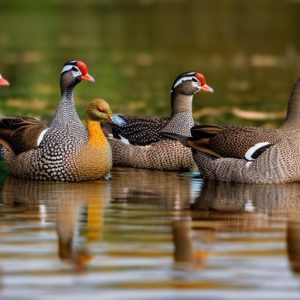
[{"x1": 1, "y1": 169, "x2": 300, "y2": 299}]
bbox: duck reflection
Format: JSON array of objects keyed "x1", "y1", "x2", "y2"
[
  {"x1": 1, "y1": 177, "x2": 109, "y2": 272},
  {"x1": 189, "y1": 181, "x2": 300, "y2": 275},
  {"x1": 110, "y1": 168, "x2": 201, "y2": 210},
  {"x1": 192, "y1": 181, "x2": 300, "y2": 227},
  {"x1": 172, "y1": 218, "x2": 216, "y2": 270}
]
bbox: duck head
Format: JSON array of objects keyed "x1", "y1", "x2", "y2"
[
  {"x1": 86, "y1": 98, "x2": 112, "y2": 123},
  {"x1": 171, "y1": 72, "x2": 213, "y2": 95},
  {"x1": 60, "y1": 60, "x2": 95, "y2": 93},
  {"x1": 0, "y1": 74, "x2": 10, "y2": 86}
]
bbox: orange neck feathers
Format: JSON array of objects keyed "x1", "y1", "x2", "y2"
[{"x1": 86, "y1": 119, "x2": 108, "y2": 147}]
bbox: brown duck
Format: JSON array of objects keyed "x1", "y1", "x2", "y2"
[
  {"x1": 0, "y1": 61, "x2": 113, "y2": 182},
  {"x1": 165, "y1": 77, "x2": 300, "y2": 183},
  {"x1": 106, "y1": 72, "x2": 214, "y2": 170}
]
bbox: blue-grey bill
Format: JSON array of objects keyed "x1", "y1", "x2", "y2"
[{"x1": 111, "y1": 114, "x2": 126, "y2": 126}]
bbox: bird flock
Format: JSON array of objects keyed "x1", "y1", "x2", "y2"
[{"x1": 0, "y1": 60, "x2": 299, "y2": 183}]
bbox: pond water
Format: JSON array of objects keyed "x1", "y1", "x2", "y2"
[
  {"x1": 1, "y1": 0, "x2": 300, "y2": 299},
  {"x1": 1, "y1": 169, "x2": 300, "y2": 299}
]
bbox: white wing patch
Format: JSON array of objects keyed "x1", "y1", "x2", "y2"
[
  {"x1": 37, "y1": 128, "x2": 49, "y2": 147},
  {"x1": 245, "y1": 142, "x2": 270, "y2": 161},
  {"x1": 119, "y1": 135, "x2": 130, "y2": 144}
]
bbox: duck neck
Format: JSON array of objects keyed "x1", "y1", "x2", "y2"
[
  {"x1": 282, "y1": 78, "x2": 300, "y2": 130},
  {"x1": 170, "y1": 92, "x2": 193, "y2": 117},
  {"x1": 86, "y1": 118, "x2": 108, "y2": 147},
  {"x1": 160, "y1": 92, "x2": 195, "y2": 136},
  {"x1": 49, "y1": 86, "x2": 82, "y2": 129}
]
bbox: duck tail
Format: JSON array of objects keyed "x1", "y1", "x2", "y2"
[{"x1": 161, "y1": 132, "x2": 190, "y2": 146}]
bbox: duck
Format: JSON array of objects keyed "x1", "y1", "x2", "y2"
[
  {"x1": 105, "y1": 71, "x2": 214, "y2": 171},
  {"x1": 164, "y1": 77, "x2": 300, "y2": 183},
  {"x1": 0, "y1": 60, "x2": 113, "y2": 182}
]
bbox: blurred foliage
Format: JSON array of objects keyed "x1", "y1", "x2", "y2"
[{"x1": 0, "y1": 0, "x2": 300, "y2": 127}]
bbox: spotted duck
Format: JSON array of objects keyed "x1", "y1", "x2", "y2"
[
  {"x1": 0, "y1": 60, "x2": 113, "y2": 182},
  {"x1": 105, "y1": 72, "x2": 214, "y2": 171}
]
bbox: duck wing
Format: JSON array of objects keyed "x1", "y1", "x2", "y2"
[
  {"x1": 189, "y1": 124, "x2": 281, "y2": 159},
  {"x1": 103, "y1": 115, "x2": 170, "y2": 146},
  {"x1": 0, "y1": 117, "x2": 47, "y2": 155}
]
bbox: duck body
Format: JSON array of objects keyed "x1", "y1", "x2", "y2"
[
  {"x1": 105, "y1": 72, "x2": 213, "y2": 171},
  {"x1": 0, "y1": 61, "x2": 112, "y2": 182},
  {"x1": 191, "y1": 135, "x2": 300, "y2": 184},
  {"x1": 5, "y1": 121, "x2": 112, "y2": 182}
]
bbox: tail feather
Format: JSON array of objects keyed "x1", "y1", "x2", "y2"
[
  {"x1": 161, "y1": 132, "x2": 190, "y2": 146},
  {"x1": 187, "y1": 140, "x2": 221, "y2": 158},
  {"x1": 191, "y1": 124, "x2": 224, "y2": 138}
]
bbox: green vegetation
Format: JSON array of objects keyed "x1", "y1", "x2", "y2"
[{"x1": 0, "y1": 0, "x2": 299, "y2": 125}]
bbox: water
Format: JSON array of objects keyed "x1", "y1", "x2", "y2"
[
  {"x1": 0, "y1": 169, "x2": 300, "y2": 299},
  {"x1": 1, "y1": 0, "x2": 300, "y2": 298}
]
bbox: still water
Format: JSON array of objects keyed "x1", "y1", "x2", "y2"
[{"x1": 1, "y1": 169, "x2": 300, "y2": 299}]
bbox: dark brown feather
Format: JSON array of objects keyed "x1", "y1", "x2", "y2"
[
  {"x1": 191, "y1": 125, "x2": 224, "y2": 138},
  {"x1": 189, "y1": 124, "x2": 282, "y2": 159},
  {"x1": 0, "y1": 117, "x2": 47, "y2": 155}
]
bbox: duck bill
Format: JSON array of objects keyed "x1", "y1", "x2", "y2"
[
  {"x1": 111, "y1": 114, "x2": 126, "y2": 126},
  {"x1": 0, "y1": 78, "x2": 10, "y2": 86},
  {"x1": 201, "y1": 84, "x2": 214, "y2": 93},
  {"x1": 81, "y1": 73, "x2": 95, "y2": 83}
]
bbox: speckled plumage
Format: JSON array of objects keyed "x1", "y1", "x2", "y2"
[
  {"x1": 192, "y1": 135, "x2": 300, "y2": 183},
  {"x1": 190, "y1": 124, "x2": 282, "y2": 158},
  {"x1": 110, "y1": 138, "x2": 195, "y2": 170},
  {"x1": 106, "y1": 71, "x2": 213, "y2": 170},
  {"x1": 111, "y1": 116, "x2": 168, "y2": 145},
  {"x1": 0, "y1": 61, "x2": 112, "y2": 182}
]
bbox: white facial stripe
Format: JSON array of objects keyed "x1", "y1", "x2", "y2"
[
  {"x1": 61, "y1": 65, "x2": 74, "y2": 74},
  {"x1": 173, "y1": 76, "x2": 198, "y2": 89},
  {"x1": 61, "y1": 65, "x2": 83, "y2": 79},
  {"x1": 244, "y1": 142, "x2": 270, "y2": 161},
  {"x1": 37, "y1": 128, "x2": 49, "y2": 147}
]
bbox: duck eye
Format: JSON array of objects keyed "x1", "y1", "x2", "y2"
[
  {"x1": 97, "y1": 106, "x2": 106, "y2": 113},
  {"x1": 71, "y1": 66, "x2": 78, "y2": 72},
  {"x1": 192, "y1": 78, "x2": 198, "y2": 82}
]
